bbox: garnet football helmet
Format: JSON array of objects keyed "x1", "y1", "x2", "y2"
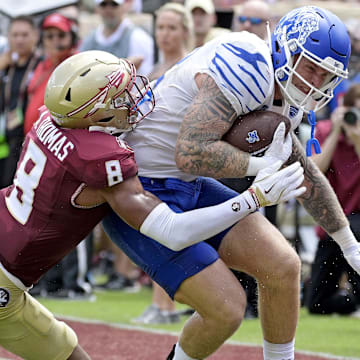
[
  {"x1": 271, "y1": 6, "x2": 350, "y2": 113},
  {"x1": 44, "y1": 50, "x2": 154, "y2": 134}
]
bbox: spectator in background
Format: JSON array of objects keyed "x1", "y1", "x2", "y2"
[
  {"x1": 232, "y1": 0, "x2": 271, "y2": 40},
  {"x1": 79, "y1": 0, "x2": 154, "y2": 76},
  {"x1": 306, "y1": 84, "x2": 360, "y2": 316},
  {"x1": 24, "y1": 13, "x2": 78, "y2": 134},
  {"x1": 0, "y1": 16, "x2": 40, "y2": 189},
  {"x1": 132, "y1": 2, "x2": 194, "y2": 325},
  {"x1": 149, "y1": 2, "x2": 193, "y2": 81},
  {"x1": 185, "y1": 0, "x2": 230, "y2": 48}
]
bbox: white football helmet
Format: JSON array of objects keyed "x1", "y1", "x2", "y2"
[{"x1": 44, "y1": 50, "x2": 155, "y2": 134}]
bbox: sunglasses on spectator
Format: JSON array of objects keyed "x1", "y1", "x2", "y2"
[
  {"x1": 99, "y1": 1, "x2": 119, "y2": 7},
  {"x1": 238, "y1": 16, "x2": 265, "y2": 25},
  {"x1": 43, "y1": 32, "x2": 68, "y2": 40}
]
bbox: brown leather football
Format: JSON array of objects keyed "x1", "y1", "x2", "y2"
[{"x1": 222, "y1": 110, "x2": 291, "y2": 155}]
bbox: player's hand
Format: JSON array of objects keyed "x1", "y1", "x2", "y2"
[
  {"x1": 342, "y1": 243, "x2": 360, "y2": 275},
  {"x1": 248, "y1": 160, "x2": 306, "y2": 208},
  {"x1": 263, "y1": 122, "x2": 292, "y2": 166}
]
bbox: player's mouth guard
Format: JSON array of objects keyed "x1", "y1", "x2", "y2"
[{"x1": 306, "y1": 110, "x2": 321, "y2": 156}]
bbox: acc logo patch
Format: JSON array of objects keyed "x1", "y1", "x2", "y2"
[
  {"x1": 246, "y1": 130, "x2": 260, "y2": 144},
  {"x1": 0, "y1": 288, "x2": 10, "y2": 307}
]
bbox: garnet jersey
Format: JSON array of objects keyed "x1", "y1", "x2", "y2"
[
  {"x1": 0, "y1": 106, "x2": 138, "y2": 286},
  {"x1": 126, "y1": 31, "x2": 303, "y2": 181}
]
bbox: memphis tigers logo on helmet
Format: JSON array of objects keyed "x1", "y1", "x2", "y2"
[{"x1": 274, "y1": 7, "x2": 320, "y2": 48}]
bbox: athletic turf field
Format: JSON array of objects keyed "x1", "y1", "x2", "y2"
[{"x1": 35, "y1": 287, "x2": 359, "y2": 359}]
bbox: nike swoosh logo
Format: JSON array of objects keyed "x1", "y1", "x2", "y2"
[
  {"x1": 245, "y1": 200, "x2": 252, "y2": 209},
  {"x1": 264, "y1": 184, "x2": 275, "y2": 194}
]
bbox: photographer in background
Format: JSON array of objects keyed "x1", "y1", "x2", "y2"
[{"x1": 306, "y1": 83, "x2": 360, "y2": 316}]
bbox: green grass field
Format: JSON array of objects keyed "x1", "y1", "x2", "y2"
[{"x1": 39, "y1": 287, "x2": 360, "y2": 359}]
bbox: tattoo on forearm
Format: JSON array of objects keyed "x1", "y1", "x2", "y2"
[
  {"x1": 288, "y1": 134, "x2": 348, "y2": 233},
  {"x1": 176, "y1": 75, "x2": 249, "y2": 178}
]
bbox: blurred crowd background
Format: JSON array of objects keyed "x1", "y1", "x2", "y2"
[{"x1": 1, "y1": 0, "x2": 360, "y2": 325}]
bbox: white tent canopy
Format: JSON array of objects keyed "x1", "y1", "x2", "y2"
[{"x1": 0, "y1": 0, "x2": 78, "y2": 18}]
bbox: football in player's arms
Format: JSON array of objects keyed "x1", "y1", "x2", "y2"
[{"x1": 223, "y1": 110, "x2": 291, "y2": 155}]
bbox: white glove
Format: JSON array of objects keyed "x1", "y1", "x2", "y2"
[
  {"x1": 264, "y1": 122, "x2": 292, "y2": 164},
  {"x1": 246, "y1": 160, "x2": 306, "y2": 208},
  {"x1": 343, "y1": 244, "x2": 360, "y2": 275},
  {"x1": 246, "y1": 122, "x2": 293, "y2": 176}
]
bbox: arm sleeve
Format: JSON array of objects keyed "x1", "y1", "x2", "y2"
[{"x1": 140, "y1": 191, "x2": 257, "y2": 251}]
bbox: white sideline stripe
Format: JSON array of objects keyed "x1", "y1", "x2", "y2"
[{"x1": 57, "y1": 314, "x2": 360, "y2": 360}]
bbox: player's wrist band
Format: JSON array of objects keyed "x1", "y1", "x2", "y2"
[{"x1": 248, "y1": 188, "x2": 260, "y2": 209}]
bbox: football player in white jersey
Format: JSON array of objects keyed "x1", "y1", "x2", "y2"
[{"x1": 102, "y1": 7, "x2": 360, "y2": 360}]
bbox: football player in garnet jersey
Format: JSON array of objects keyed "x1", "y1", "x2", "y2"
[
  {"x1": 0, "y1": 50, "x2": 306, "y2": 360},
  {"x1": 98, "y1": 6, "x2": 360, "y2": 360}
]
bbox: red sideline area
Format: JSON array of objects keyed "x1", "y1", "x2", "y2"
[{"x1": 0, "y1": 319, "x2": 343, "y2": 360}]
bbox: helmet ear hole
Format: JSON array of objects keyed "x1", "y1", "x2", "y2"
[
  {"x1": 275, "y1": 40, "x2": 281, "y2": 53},
  {"x1": 97, "y1": 116, "x2": 114, "y2": 123},
  {"x1": 80, "y1": 69, "x2": 91, "y2": 77},
  {"x1": 65, "y1": 89, "x2": 71, "y2": 101}
]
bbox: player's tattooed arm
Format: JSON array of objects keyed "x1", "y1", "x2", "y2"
[
  {"x1": 175, "y1": 73, "x2": 250, "y2": 178},
  {"x1": 286, "y1": 133, "x2": 348, "y2": 233}
]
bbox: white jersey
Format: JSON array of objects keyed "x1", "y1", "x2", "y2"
[{"x1": 127, "y1": 31, "x2": 303, "y2": 181}]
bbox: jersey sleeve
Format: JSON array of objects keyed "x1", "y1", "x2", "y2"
[
  {"x1": 69, "y1": 132, "x2": 138, "y2": 188},
  {"x1": 206, "y1": 36, "x2": 272, "y2": 115}
]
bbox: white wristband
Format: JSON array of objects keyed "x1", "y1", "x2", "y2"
[{"x1": 331, "y1": 226, "x2": 358, "y2": 251}]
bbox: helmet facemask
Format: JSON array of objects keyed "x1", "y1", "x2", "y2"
[{"x1": 88, "y1": 63, "x2": 155, "y2": 135}]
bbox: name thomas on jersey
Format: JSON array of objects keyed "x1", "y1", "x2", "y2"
[{"x1": 34, "y1": 112, "x2": 75, "y2": 162}]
